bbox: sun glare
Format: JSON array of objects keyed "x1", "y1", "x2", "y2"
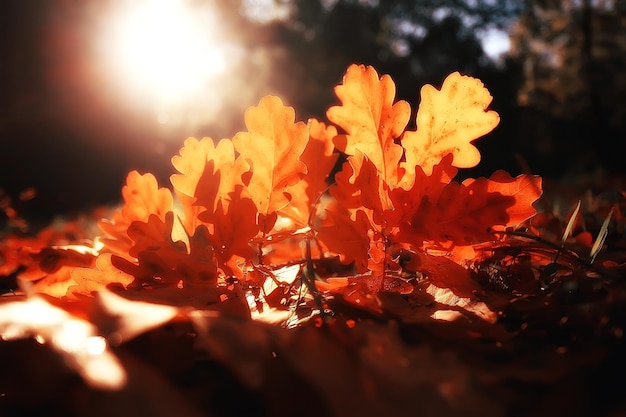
[{"x1": 99, "y1": 0, "x2": 226, "y2": 105}]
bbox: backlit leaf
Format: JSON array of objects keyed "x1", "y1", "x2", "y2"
[
  {"x1": 327, "y1": 64, "x2": 410, "y2": 190},
  {"x1": 279, "y1": 118, "x2": 339, "y2": 228},
  {"x1": 401, "y1": 72, "x2": 500, "y2": 183},
  {"x1": 394, "y1": 171, "x2": 542, "y2": 252},
  {"x1": 317, "y1": 208, "x2": 372, "y2": 272},
  {"x1": 232, "y1": 95, "x2": 308, "y2": 216},
  {"x1": 98, "y1": 171, "x2": 173, "y2": 257}
]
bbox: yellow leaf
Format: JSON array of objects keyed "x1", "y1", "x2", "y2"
[{"x1": 401, "y1": 72, "x2": 500, "y2": 184}]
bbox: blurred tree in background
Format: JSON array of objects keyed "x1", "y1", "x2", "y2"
[
  {"x1": 508, "y1": 0, "x2": 626, "y2": 175},
  {"x1": 233, "y1": 0, "x2": 626, "y2": 176},
  {"x1": 1, "y1": 0, "x2": 625, "y2": 221}
]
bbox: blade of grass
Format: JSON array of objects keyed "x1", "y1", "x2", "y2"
[
  {"x1": 589, "y1": 208, "x2": 613, "y2": 264},
  {"x1": 562, "y1": 200, "x2": 581, "y2": 243}
]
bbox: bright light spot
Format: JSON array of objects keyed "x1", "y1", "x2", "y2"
[
  {"x1": 272, "y1": 263, "x2": 300, "y2": 285},
  {"x1": 479, "y1": 27, "x2": 511, "y2": 65},
  {"x1": 82, "y1": 350, "x2": 128, "y2": 389},
  {"x1": 0, "y1": 296, "x2": 127, "y2": 390},
  {"x1": 51, "y1": 244, "x2": 100, "y2": 256},
  {"x1": 424, "y1": 283, "x2": 497, "y2": 323},
  {"x1": 430, "y1": 309, "x2": 463, "y2": 321},
  {"x1": 85, "y1": 336, "x2": 107, "y2": 356},
  {"x1": 96, "y1": 290, "x2": 179, "y2": 342},
  {"x1": 52, "y1": 319, "x2": 92, "y2": 353},
  {"x1": 241, "y1": 0, "x2": 293, "y2": 23},
  {"x1": 99, "y1": 0, "x2": 226, "y2": 104},
  {"x1": 273, "y1": 216, "x2": 294, "y2": 232}
]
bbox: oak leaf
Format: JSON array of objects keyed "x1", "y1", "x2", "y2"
[
  {"x1": 470, "y1": 170, "x2": 543, "y2": 228},
  {"x1": 170, "y1": 137, "x2": 215, "y2": 199},
  {"x1": 393, "y1": 170, "x2": 542, "y2": 251},
  {"x1": 171, "y1": 138, "x2": 250, "y2": 233},
  {"x1": 385, "y1": 155, "x2": 458, "y2": 228},
  {"x1": 98, "y1": 171, "x2": 173, "y2": 257},
  {"x1": 70, "y1": 253, "x2": 134, "y2": 296},
  {"x1": 327, "y1": 64, "x2": 410, "y2": 191},
  {"x1": 278, "y1": 118, "x2": 339, "y2": 229},
  {"x1": 232, "y1": 95, "x2": 308, "y2": 217},
  {"x1": 317, "y1": 208, "x2": 372, "y2": 272},
  {"x1": 198, "y1": 191, "x2": 259, "y2": 277},
  {"x1": 332, "y1": 151, "x2": 386, "y2": 217},
  {"x1": 400, "y1": 71, "x2": 500, "y2": 184}
]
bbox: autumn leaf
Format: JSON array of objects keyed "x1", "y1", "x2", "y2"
[
  {"x1": 99, "y1": 171, "x2": 174, "y2": 257},
  {"x1": 335, "y1": 152, "x2": 385, "y2": 213},
  {"x1": 469, "y1": 170, "x2": 543, "y2": 228},
  {"x1": 329, "y1": 151, "x2": 394, "y2": 232},
  {"x1": 170, "y1": 137, "x2": 219, "y2": 232},
  {"x1": 126, "y1": 212, "x2": 187, "y2": 259},
  {"x1": 400, "y1": 71, "x2": 500, "y2": 184},
  {"x1": 232, "y1": 95, "x2": 308, "y2": 217},
  {"x1": 327, "y1": 64, "x2": 410, "y2": 191},
  {"x1": 317, "y1": 208, "x2": 372, "y2": 272},
  {"x1": 198, "y1": 191, "x2": 259, "y2": 277},
  {"x1": 117, "y1": 171, "x2": 173, "y2": 223},
  {"x1": 403, "y1": 250, "x2": 480, "y2": 298},
  {"x1": 278, "y1": 118, "x2": 339, "y2": 229},
  {"x1": 385, "y1": 155, "x2": 458, "y2": 228},
  {"x1": 70, "y1": 253, "x2": 134, "y2": 296},
  {"x1": 301, "y1": 119, "x2": 340, "y2": 202},
  {"x1": 170, "y1": 137, "x2": 215, "y2": 199},
  {"x1": 190, "y1": 138, "x2": 250, "y2": 214},
  {"x1": 171, "y1": 138, "x2": 250, "y2": 233},
  {"x1": 393, "y1": 171, "x2": 542, "y2": 251}
]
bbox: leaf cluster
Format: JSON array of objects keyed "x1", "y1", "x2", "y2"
[{"x1": 5, "y1": 64, "x2": 543, "y2": 317}]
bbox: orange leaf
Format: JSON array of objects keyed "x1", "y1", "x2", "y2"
[
  {"x1": 393, "y1": 171, "x2": 542, "y2": 251},
  {"x1": 278, "y1": 118, "x2": 339, "y2": 228},
  {"x1": 332, "y1": 152, "x2": 383, "y2": 213},
  {"x1": 199, "y1": 192, "x2": 259, "y2": 277},
  {"x1": 330, "y1": 151, "x2": 389, "y2": 228},
  {"x1": 112, "y1": 215, "x2": 220, "y2": 290},
  {"x1": 403, "y1": 251, "x2": 479, "y2": 298},
  {"x1": 400, "y1": 72, "x2": 500, "y2": 184},
  {"x1": 70, "y1": 253, "x2": 134, "y2": 296},
  {"x1": 170, "y1": 137, "x2": 214, "y2": 199},
  {"x1": 171, "y1": 138, "x2": 249, "y2": 233},
  {"x1": 464, "y1": 171, "x2": 543, "y2": 228},
  {"x1": 194, "y1": 139, "x2": 250, "y2": 213},
  {"x1": 327, "y1": 64, "x2": 410, "y2": 190},
  {"x1": 98, "y1": 171, "x2": 173, "y2": 257},
  {"x1": 170, "y1": 137, "x2": 219, "y2": 232},
  {"x1": 386, "y1": 155, "x2": 457, "y2": 227},
  {"x1": 126, "y1": 212, "x2": 187, "y2": 259},
  {"x1": 118, "y1": 171, "x2": 173, "y2": 222},
  {"x1": 317, "y1": 208, "x2": 372, "y2": 272},
  {"x1": 232, "y1": 95, "x2": 308, "y2": 216}
]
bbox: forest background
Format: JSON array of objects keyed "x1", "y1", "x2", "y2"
[{"x1": 1, "y1": 0, "x2": 625, "y2": 223}]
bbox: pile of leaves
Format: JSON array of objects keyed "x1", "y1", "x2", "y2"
[{"x1": 1, "y1": 64, "x2": 625, "y2": 417}]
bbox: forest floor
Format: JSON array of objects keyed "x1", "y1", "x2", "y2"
[{"x1": 0, "y1": 170, "x2": 625, "y2": 417}]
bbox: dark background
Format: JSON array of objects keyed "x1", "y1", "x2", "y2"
[{"x1": 1, "y1": 0, "x2": 625, "y2": 224}]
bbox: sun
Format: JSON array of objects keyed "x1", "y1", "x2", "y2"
[{"x1": 97, "y1": 0, "x2": 226, "y2": 105}]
